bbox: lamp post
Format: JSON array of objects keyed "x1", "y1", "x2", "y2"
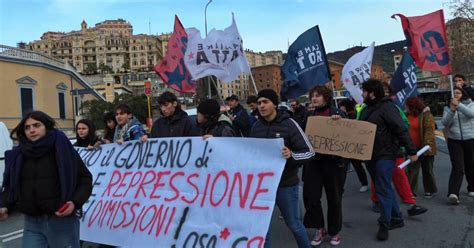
[{"x1": 205, "y1": 0, "x2": 213, "y2": 98}]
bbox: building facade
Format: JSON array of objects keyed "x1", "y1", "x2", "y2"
[
  {"x1": 26, "y1": 19, "x2": 163, "y2": 74},
  {"x1": 0, "y1": 45, "x2": 105, "y2": 132},
  {"x1": 447, "y1": 17, "x2": 474, "y2": 82},
  {"x1": 215, "y1": 50, "x2": 284, "y2": 100}
]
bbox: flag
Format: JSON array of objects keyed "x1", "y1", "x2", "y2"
[
  {"x1": 154, "y1": 15, "x2": 196, "y2": 93},
  {"x1": 391, "y1": 52, "x2": 418, "y2": 109},
  {"x1": 281, "y1": 25, "x2": 331, "y2": 99},
  {"x1": 392, "y1": 10, "x2": 451, "y2": 75},
  {"x1": 184, "y1": 14, "x2": 250, "y2": 83},
  {"x1": 341, "y1": 42, "x2": 375, "y2": 104}
]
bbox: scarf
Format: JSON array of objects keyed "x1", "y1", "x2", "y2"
[{"x1": 2, "y1": 129, "x2": 78, "y2": 207}]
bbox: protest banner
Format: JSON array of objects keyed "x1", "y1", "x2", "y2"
[
  {"x1": 76, "y1": 137, "x2": 285, "y2": 247},
  {"x1": 305, "y1": 116, "x2": 376, "y2": 160}
]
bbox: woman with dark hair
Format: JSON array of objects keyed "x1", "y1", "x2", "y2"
[
  {"x1": 197, "y1": 99, "x2": 235, "y2": 138},
  {"x1": 0, "y1": 111, "x2": 92, "y2": 248},
  {"x1": 405, "y1": 96, "x2": 438, "y2": 198},
  {"x1": 304, "y1": 85, "x2": 345, "y2": 246},
  {"x1": 73, "y1": 119, "x2": 99, "y2": 148},
  {"x1": 102, "y1": 111, "x2": 117, "y2": 144},
  {"x1": 442, "y1": 87, "x2": 474, "y2": 204}
]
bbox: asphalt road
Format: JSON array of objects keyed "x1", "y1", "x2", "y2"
[{"x1": 1, "y1": 138, "x2": 473, "y2": 248}]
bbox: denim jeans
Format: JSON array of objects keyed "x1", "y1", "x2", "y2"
[
  {"x1": 23, "y1": 214, "x2": 80, "y2": 248},
  {"x1": 366, "y1": 160, "x2": 403, "y2": 228},
  {"x1": 265, "y1": 185, "x2": 310, "y2": 248}
]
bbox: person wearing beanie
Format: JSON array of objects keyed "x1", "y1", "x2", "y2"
[
  {"x1": 150, "y1": 91, "x2": 197, "y2": 138},
  {"x1": 250, "y1": 88, "x2": 315, "y2": 248},
  {"x1": 225, "y1": 94, "x2": 251, "y2": 137},
  {"x1": 197, "y1": 99, "x2": 236, "y2": 138}
]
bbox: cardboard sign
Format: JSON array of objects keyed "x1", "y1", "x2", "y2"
[
  {"x1": 305, "y1": 116, "x2": 376, "y2": 160},
  {"x1": 76, "y1": 137, "x2": 285, "y2": 247}
]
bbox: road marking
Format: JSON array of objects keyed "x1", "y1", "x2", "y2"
[
  {"x1": 0, "y1": 229, "x2": 23, "y2": 238},
  {"x1": 2, "y1": 233, "x2": 23, "y2": 242}
]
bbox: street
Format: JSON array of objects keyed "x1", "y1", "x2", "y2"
[{"x1": 0, "y1": 137, "x2": 473, "y2": 248}]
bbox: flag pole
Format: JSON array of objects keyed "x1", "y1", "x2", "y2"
[
  {"x1": 210, "y1": 77, "x2": 232, "y2": 116},
  {"x1": 330, "y1": 80, "x2": 339, "y2": 108},
  {"x1": 248, "y1": 71, "x2": 259, "y2": 94},
  {"x1": 449, "y1": 74, "x2": 454, "y2": 97}
]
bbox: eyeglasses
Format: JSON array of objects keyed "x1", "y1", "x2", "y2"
[{"x1": 290, "y1": 104, "x2": 297, "y2": 107}]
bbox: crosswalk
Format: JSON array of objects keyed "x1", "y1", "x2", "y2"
[{"x1": 0, "y1": 229, "x2": 23, "y2": 243}]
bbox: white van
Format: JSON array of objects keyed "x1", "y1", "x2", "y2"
[{"x1": 0, "y1": 122, "x2": 13, "y2": 186}]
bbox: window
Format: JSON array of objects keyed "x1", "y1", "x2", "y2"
[
  {"x1": 20, "y1": 88, "x2": 34, "y2": 117},
  {"x1": 58, "y1": 92, "x2": 66, "y2": 119}
]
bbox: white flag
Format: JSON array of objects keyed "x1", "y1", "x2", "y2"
[
  {"x1": 184, "y1": 15, "x2": 250, "y2": 83},
  {"x1": 341, "y1": 42, "x2": 375, "y2": 104}
]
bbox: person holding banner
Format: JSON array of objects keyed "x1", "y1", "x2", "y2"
[
  {"x1": 442, "y1": 87, "x2": 474, "y2": 204},
  {"x1": 0, "y1": 111, "x2": 93, "y2": 248},
  {"x1": 359, "y1": 79, "x2": 418, "y2": 241},
  {"x1": 197, "y1": 99, "x2": 236, "y2": 138},
  {"x1": 73, "y1": 119, "x2": 99, "y2": 149},
  {"x1": 250, "y1": 89, "x2": 315, "y2": 248},
  {"x1": 101, "y1": 111, "x2": 117, "y2": 144},
  {"x1": 150, "y1": 91, "x2": 197, "y2": 138},
  {"x1": 113, "y1": 103, "x2": 147, "y2": 143},
  {"x1": 303, "y1": 85, "x2": 345, "y2": 246},
  {"x1": 405, "y1": 97, "x2": 438, "y2": 198}
]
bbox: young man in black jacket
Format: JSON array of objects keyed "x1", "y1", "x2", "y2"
[
  {"x1": 250, "y1": 89, "x2": 314, "y2": 248},
  {"x1": 226, "y1": 94, "x2": 251, "y2": 137},
  {"x1": 150, "y1": 92, "x2": 197, "y2": 138},
  {"x1": 359, "y1": 79, "x2": 418, "y2": 241},
  {"x1": 454, "y1": 74, "x2": 474, "y2": 100}
]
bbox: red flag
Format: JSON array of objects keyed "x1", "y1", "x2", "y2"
[
  {"x1": 392, "y1": 10, "x2": 451, "y2": 75},
  {"x1": 154, "y1": 16, "x2": 196, "y2": 92}
]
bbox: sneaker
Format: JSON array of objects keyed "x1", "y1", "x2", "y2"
[
  {"x1": 377, "y1": 225, "x2": 389, "y2": 241},
  {"x1": 359, "y1": 185, "x2": 368, "y2": 193},
  {"x1": 329, "y1": 234, "x2": 341, "y2": 246},
  {"x1": 311, "y1": 228, "x2": 327, "y2": 246},
  {"x1": 448, "y1": 194, "x2": 460, "y2": 205},
  {"x1": 468, "y1": 192, "x2": 474, "y2": 197},
  {"x1": 388, "y1": 219, "x2": 404, "y2": 230},
  {"x1": 407, "y1": 205, "x2": 428, "y2": 216},
  {"x1": 424, "y1": 192, "x2": 435, "y2": 199},
  {"x1": 371, "y1": 202, "x2": 380, "y2": 213}
]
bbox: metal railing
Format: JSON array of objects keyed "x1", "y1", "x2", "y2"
[{"x1": 0, "y1": 44, "x2": 65, "y2": 68}]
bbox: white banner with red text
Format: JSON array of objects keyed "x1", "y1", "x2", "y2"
[{"x1": 75, "y1": 137, "x2": 285, "y2": 248}]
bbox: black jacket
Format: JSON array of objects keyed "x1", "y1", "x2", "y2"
[
  {"x1": 292, "y1": 105, "x2": 308, "y2": 130},
  {"x1": 250, "y1": 111, "x2": 315, "y2": 187},
  {"x1": 2, "y1": 146, "x2": 92, "y2": 216},
  {"x1": 150, "y1": 109, "x2": 196, "y2": 138},
  {"x1": 200, "y1": 115, "x2": 236, "y2": 137},
  {"x1": 462, "y1": 85, "x2": 474, "y2": 101},
  {"x1": 359, "y1": 97, "x2": 417, "y2": 160},
  {"x1": 230, "y1": 104, "x2": 251, "y2": 137}
]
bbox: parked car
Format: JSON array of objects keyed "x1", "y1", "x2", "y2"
[{"x1": 0, "y1": 122, "x2": 13, "y2": 185}]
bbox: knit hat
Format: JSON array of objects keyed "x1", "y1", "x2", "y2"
[
  {"x1": 197, "y1": 99, "x2": 220, "y2": 116},
  {"x1": 257, "y1": 89, "x2": 279, "y2": 106}
]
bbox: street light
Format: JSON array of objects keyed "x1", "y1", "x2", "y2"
[
  {"x1": 204, "y1": 0, "x2": 213, "y2": 98},
  {"x1": 205, "y1": 0, "x2": 213, "y2": 36}
]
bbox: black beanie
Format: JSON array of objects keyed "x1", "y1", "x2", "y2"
[
  {"x1": 197, "y1": 99, "x2": 220, "y2": 116},
  {"x1": 257, "y1": 89, "x2": 279, "y2": 106}
]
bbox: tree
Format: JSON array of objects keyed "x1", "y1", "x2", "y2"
[
  {"x1": 84, "y1": 63, "x2": 98, "y2": 75},
  {"x1": 450, "y1": 0, "x2": 473, "y2": 19},
  {"x1": 122, "y1": 62, "x2": 130, "y2": 73},
  {"x1": 98, "y1": 62, "x2": 112, "y2": 74}
]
